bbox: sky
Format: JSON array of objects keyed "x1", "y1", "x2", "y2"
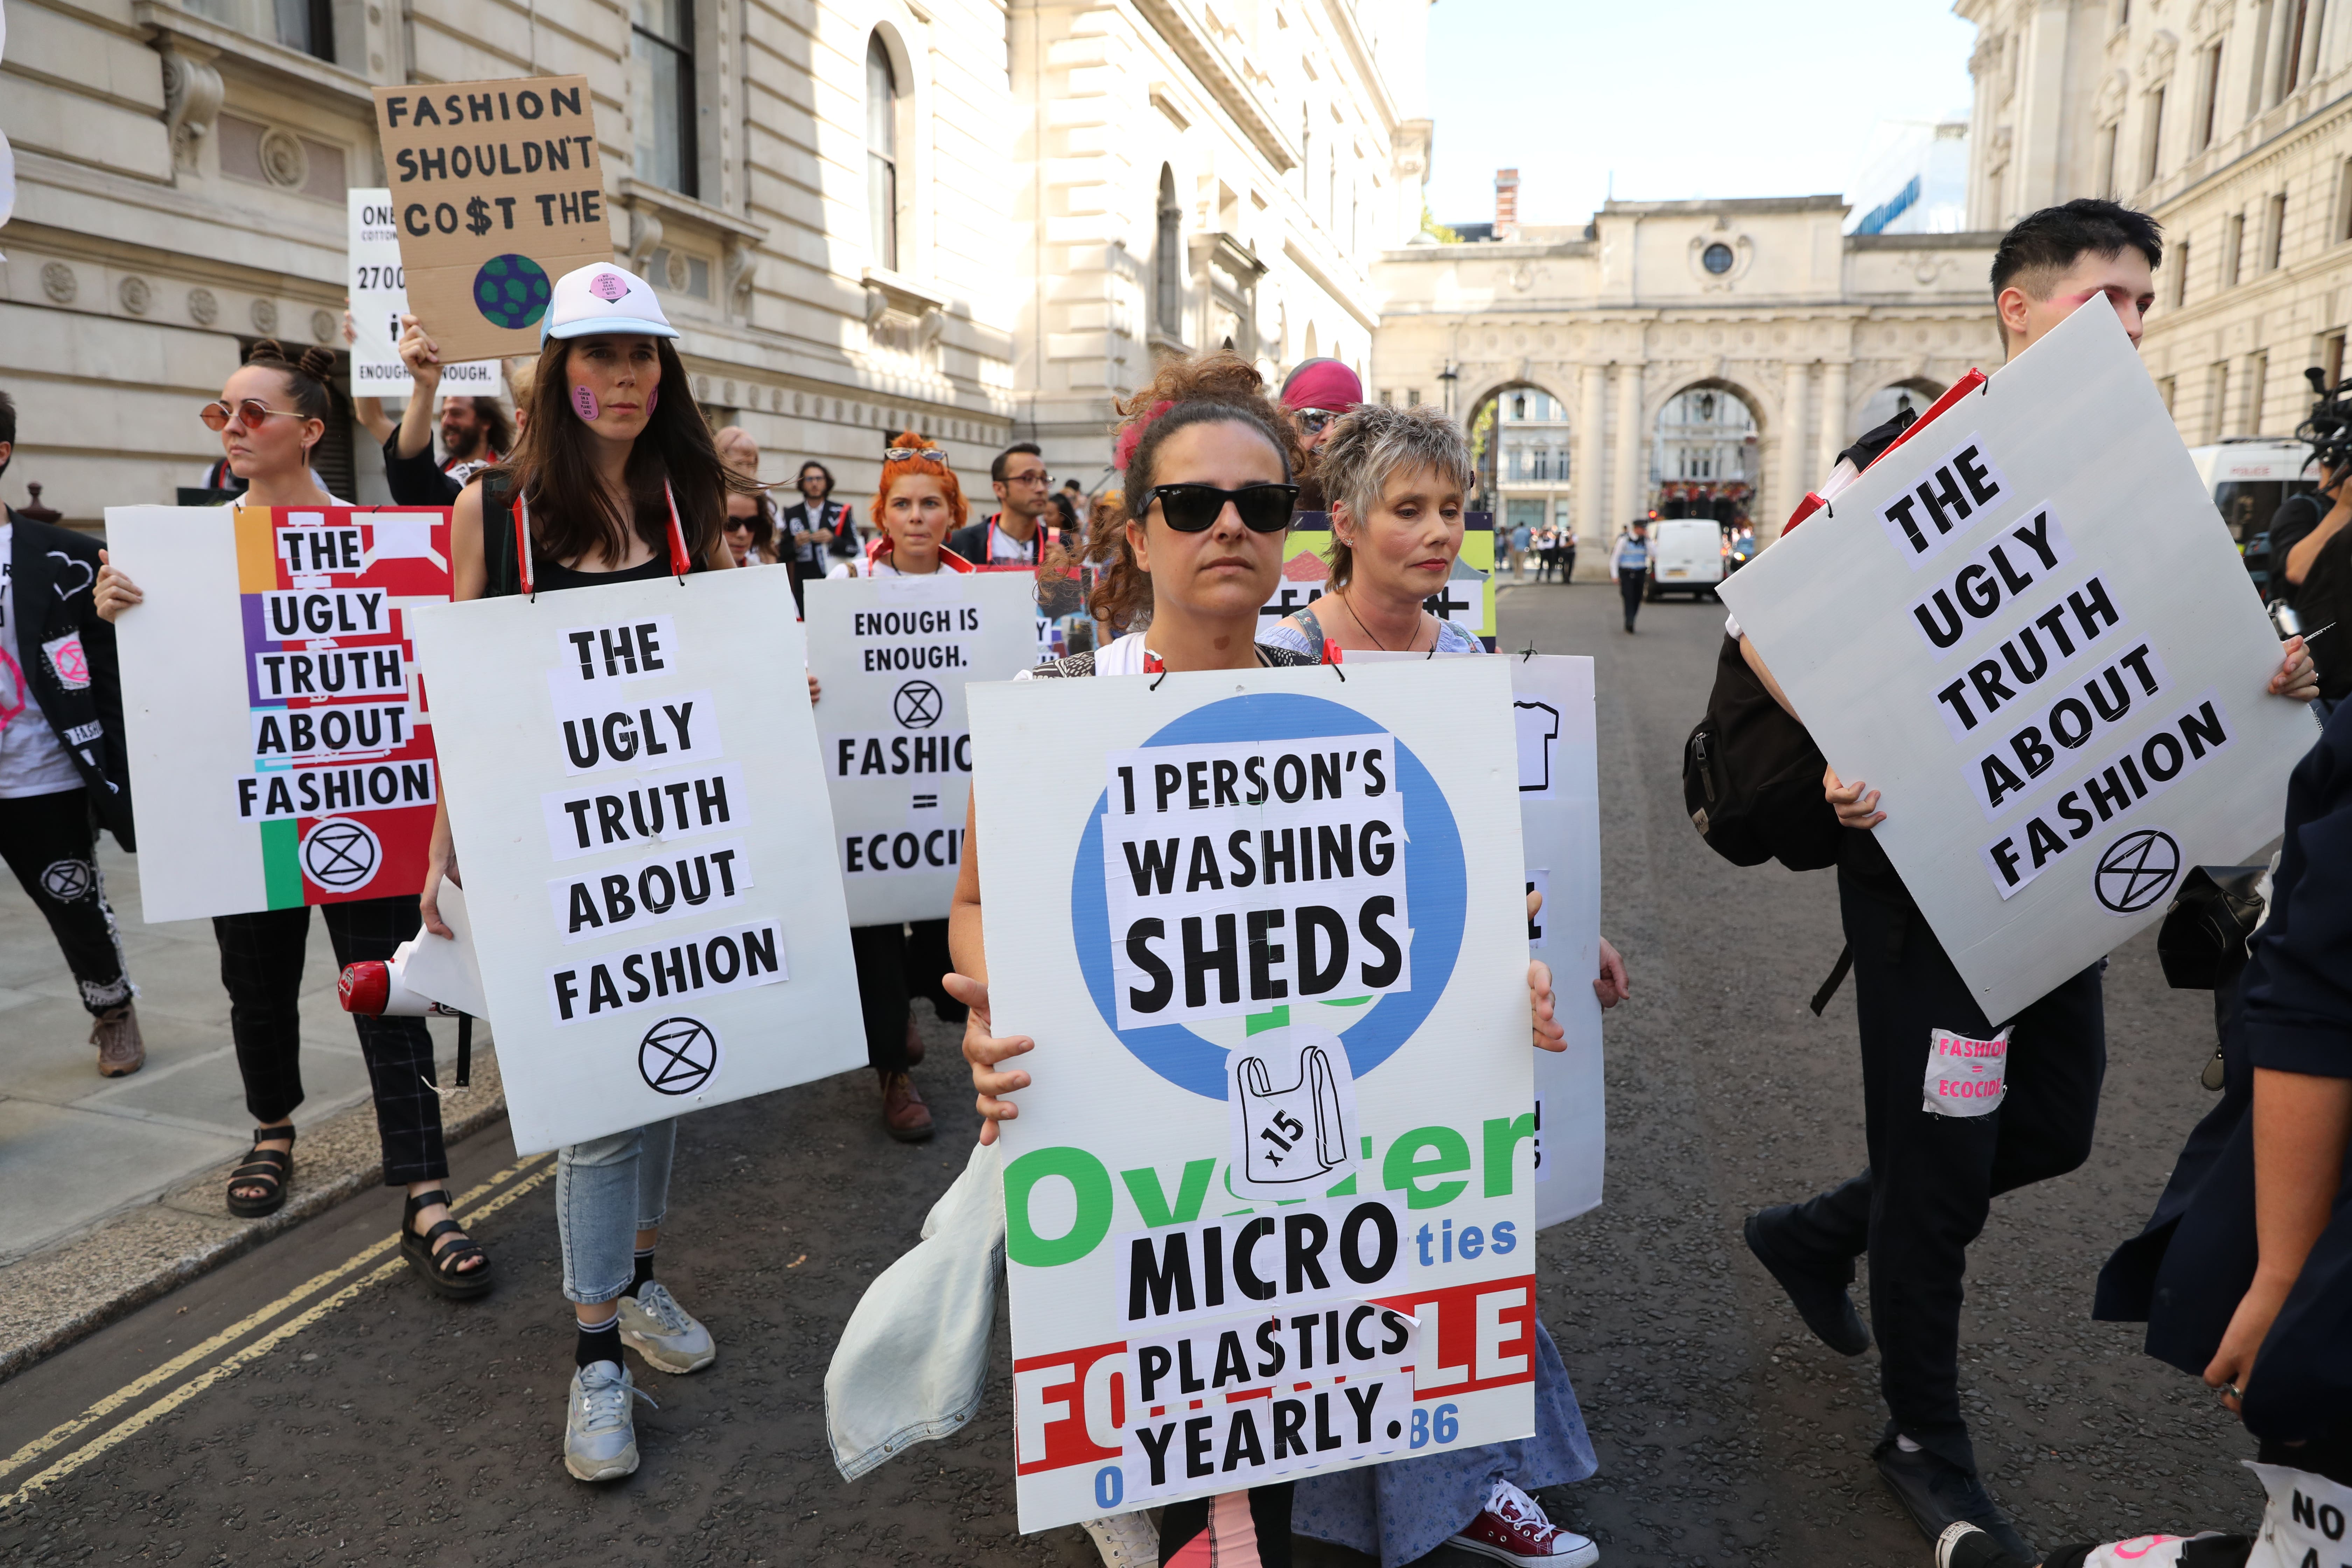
[{"x1": 1421, "y1": 0, "x2": 1977, "y2": 228}]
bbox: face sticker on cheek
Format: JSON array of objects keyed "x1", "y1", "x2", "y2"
[
  {"x1": 646, "y1": 386, "x2": 658, "y2": 415},
  {"x1": 571, "y1": 384, "x2": 600, "y2": 421}
]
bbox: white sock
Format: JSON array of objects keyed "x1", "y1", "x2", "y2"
[{"x1": 1895, "y1": 1433, "x2": 1924, "y2": 1454}]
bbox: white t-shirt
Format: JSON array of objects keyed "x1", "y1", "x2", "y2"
[
  {"x1": 0, "y1": 524, "x2": 91, "y2": 798},
  {"x1": 1012, "y1": 630, "x2": 1151, "y2": 679}
]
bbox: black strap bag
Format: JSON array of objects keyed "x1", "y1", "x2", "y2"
[
  {"x1": 1681, "y1": 634, "x2": 1842, "y2": 872},
  {"x1": 2155, "y1": 864, "x2": 2269, "y2": 990}
]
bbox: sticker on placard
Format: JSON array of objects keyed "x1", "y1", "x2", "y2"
[
  {"x1": 1922, "y1": 1024, "x2": 2011, "y2": 1118},
  {"x1": 1226, "y1": 1022, "x2": 1359, "y2": 1199}
]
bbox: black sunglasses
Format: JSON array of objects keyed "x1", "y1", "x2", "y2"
[{"x1": 1137, "y1": 483, "x2": 1299, "y2": 533}]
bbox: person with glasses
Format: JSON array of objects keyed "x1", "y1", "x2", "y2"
[
  {"x1": 949, "y1": 442, "x2": 1059, "y2": 567},
  {"x1": 1279, "y1": 357, "x2": 1364, "y2": 514},
  {"x1": 780, "y1": 459, "x2": 854, "y2": 606},
  {"x1": 945, "y1": 352, "x2": 1576, "y2": 1566},
  {"x1": 820, "y1": 434, "x2": 974, "y2": 1140},
  {"x1": 92, "y1": 341, "x2": 491, "y2": 1297}
]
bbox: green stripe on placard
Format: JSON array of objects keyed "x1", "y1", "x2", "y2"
[
  {"x1": 260, "y1": 818, "x2": 306, "y2": 908},
  {"x1": 1244, "y1": 1007, "x2": 1290, "y2": 1035}
]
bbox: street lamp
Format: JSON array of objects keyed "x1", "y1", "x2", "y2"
[{"x1": 1438, "y1": 362, "x2": 1458, "y2": 417}]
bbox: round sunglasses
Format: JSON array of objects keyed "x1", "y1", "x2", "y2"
[
  {"x1": 1136, "y1": 483, "x2": 1298, "y2": 533},
  {"x1": 199, "y1": 398, "x2": 308, "y2": 432}
]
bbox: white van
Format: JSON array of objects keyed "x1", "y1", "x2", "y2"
[
  {"x1": 2186, "y1": 438, "x2": 2317, "y2": 599},
  {"x1": 1646, "y1": 518, "x2": 1725, "y2": 600}
]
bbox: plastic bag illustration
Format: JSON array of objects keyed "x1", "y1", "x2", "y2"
[{"x1": 1234, "y1": 1034, "x2": 1351, "y2": 1188}]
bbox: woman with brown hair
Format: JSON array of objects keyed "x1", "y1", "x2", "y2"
[
  {"x1": 93, "y1": 341, "x2": 488, "y2": 1295},
  {"x1": 415, "y1": 264, "x2": 744, "y2": 1485}
]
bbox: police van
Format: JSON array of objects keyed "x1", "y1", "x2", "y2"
[
  {"x1": 2188, "y1": 438, "x2": 2318, "y2": 600},
  {"x1": 1645, "y1": 517, "x2": 1726, "y2": 601}
]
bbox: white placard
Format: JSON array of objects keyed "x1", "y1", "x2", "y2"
[
  {"x1": 1719, "y1": 300, "x2": 2318, "y2": 1022},
  {"x1": 409, "y1": 569, "x2": 864, "y2": 1154},
  {"x1": 347, "y1": 189, "x2": 504, "y2": 401},
  {"x1": 969, "y1": 658, "x2": 1539, "y2": 1533},
  {"x1": 802, "y1": 572, "x2": 1041, "y2": 925},
  {"x1": 1354, "y1": 653, "x2": 1604, "y2": 1228}
]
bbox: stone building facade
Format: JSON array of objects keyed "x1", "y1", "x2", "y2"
[
  {"x1": 1958, "y1": 0, "x2": 2352, "y2": 443},
  {"x1": 0, "y1": 0, "x2": 1422, "y2": 524},
  {"x1": 1367, "y1": 196, "x2": 2004, "y2": 570}
]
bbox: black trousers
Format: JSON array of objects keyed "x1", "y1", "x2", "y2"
[
  {"x1": 1773, "y1": 870, "x2": 2105, "y2": 1476},
  {"x1": 213, "y1": 894, "x2": 447, "y2": 1186},
  {"x1": 1617, "y1": 569, "x2": 1646, "y2": 628},
  {"x1": 0, "y1": 788, "x2": 131, "y2": 1014},
  {"x1": 848, "y1": 918, "x2": 968, "y2": 1074}
]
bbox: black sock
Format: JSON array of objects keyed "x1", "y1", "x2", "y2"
[
  {"x1": 624, "y1": 1248, "x2": 656, "y2": 1298},
  {"x1": 575, "y1": 1317, "x2": 621, "y2": 1369}
]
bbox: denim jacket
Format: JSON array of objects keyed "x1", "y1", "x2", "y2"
[{"x1": 825, "y1": 1137, "x2": 1005, "y2": 1479}]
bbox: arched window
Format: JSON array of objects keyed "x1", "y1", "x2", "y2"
[
  {"x1": 866, "y1": 35, "x2": 899, "y2": 271},
  {"x1": 1155, "y1": 166, "x2": 1182, "y2": 337}
]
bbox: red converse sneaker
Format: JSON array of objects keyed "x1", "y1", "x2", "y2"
[{"x1": 1447, "y1": 1479, "x2": 1599, "y2": 1564}]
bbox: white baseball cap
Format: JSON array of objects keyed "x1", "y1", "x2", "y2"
[{"x1": 541, "y1": 263, "x2": 680, "y2": 345}]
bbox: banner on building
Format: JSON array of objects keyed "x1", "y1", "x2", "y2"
[
  {"x1": 1354, "y1": 652, "x2": 1604, "y2": 1228},
  {"x1": 408, "y1": 568, "x2": 864, "y2": 1154},
  {"x1": 106, "y1": 505, "x2": 450, "y2": 924},
  {"x1": 802, "y1": 571, "x2": 1041, "y2": 925},
  {"x1": 346, "y1": 189, "x2": 505, "y2": 401},
  {"x1": 1262, "y1": 514, "x2": 1497, "y2": 648},
  {"x1": 370, "y1": 76, "x2": 611, "y2": 362},
  {"x1": 967, "y1": 659, "x2": 1539, "y2": 1531},
  {"x1": 1719, "y1": 300, "x2": 2319, "y2": 1021}
]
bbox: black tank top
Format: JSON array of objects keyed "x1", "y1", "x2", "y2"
[{"x1": 480, "y1": 472, "x2": 705, "y2": 598}]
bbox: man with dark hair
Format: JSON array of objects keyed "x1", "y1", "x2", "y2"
[
  {"x1": 949, "y1": 442, "x2": 1057, "y2": 565},
  {"x1": 0, "y1": 389, "x2": 144, "y2": 1076},
  {"x1": 1739, "y1": 198, "x2": 2310, "y2": 1561},
  {"x1": 379, "y1": 314, "x2": 515, "y2": 505}
]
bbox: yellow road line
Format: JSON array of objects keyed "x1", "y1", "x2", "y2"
[{"x1": 0, "y1": 1154, "x2": 552, "y2": 1502}]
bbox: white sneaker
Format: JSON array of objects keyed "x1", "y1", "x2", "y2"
[
  {"x1": 1447, "y1": 1478, "x2": 1599, "y2": 1563},
  {"x1": 617, "y1": 1280, "x2": 716, "y2": 1373},
  {"x1": 1078, "y1": 1511, "x2": 1157, "y2": 1567},
  {"x1": 564, "y1": 1359, "x2": 657, "y2": 1482}
]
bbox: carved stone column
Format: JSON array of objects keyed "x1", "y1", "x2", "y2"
[
  {"x1": 159, "y1": 40, "x2": 224, "y2": 177},
  {"x1": 1575, "y1": 362, "x2": 1608, "y2": 574}
]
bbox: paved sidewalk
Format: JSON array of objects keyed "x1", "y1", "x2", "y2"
[{"x1": 0, "y1": 834, "x2": 464, "y2": 1265}]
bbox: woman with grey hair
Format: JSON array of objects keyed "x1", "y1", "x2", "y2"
[{"x1": 1262, "y1": 402, "x2": 1490, "y2": 659}]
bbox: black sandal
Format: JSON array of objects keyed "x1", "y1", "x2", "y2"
[
  {"x1": 400, "y1": 1189, "x2": 493, "y2": 1299},
  {"x1": 226, "y1": 1126, "x2": 295, "y2": 1218}
]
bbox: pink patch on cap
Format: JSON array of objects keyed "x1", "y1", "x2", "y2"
[{"x1": 588, "y1": 272, "x2": 630, "y2": 303}]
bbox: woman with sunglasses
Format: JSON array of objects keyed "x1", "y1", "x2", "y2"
[
  {"x1": 413, "y1": 264, "x2": 748, "y2": 1485},
  {"x1": 92, "y1": 342, "x2": 492, "y2": 1294},
  {"x1": 722, "y1": 490, "x2": 778, "y2": 567},
  {"x1": 946, "y1": 354, "x2": 1574, "y2": 1567},
  {"x1": 815, "y1": 435, "x2": 973, "y2": 1140},
  {"x1": 1280, "y1": 358, "x2": 1363, "y2": 514}
]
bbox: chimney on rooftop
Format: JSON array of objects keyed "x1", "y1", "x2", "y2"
[{"x1": 1495, "y1": 168, "x2": 1520, "y2": 237}]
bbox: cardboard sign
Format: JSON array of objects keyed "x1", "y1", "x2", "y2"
[
  {"x1": 371, "y1": 77, "x2": 611, "y2": 362},
  {"x1": 346, "y1": 189, "x2": 504, "y2": 401},
  {"x1": 1719, "y1": 300, "x2": 2318, "y2": 1021},
  {"x1": 968, "y1": 658, "x2": 1537, "y2": 1531},
  {"x1": 802, "y1": 571, "x2": 1041, "y2": 925},
  {"x1": 1260, "y1": 514, "x2": 1497, "y2": 649},
  {"x1": 1353, "y1": 653, "x2": 1604, "y2": 1228},
  {"x1": 408, "y1": 569, "x2": 864, "y2": 1154},
  {"x1": 105, "y1": 505, "x2": 451, "y2": 924}
]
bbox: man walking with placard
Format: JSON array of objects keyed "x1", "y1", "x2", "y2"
[{"x1": 1734, "y1": 201, "x2": 2319, "y2": 1560}]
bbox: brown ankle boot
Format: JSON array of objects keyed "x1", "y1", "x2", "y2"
[
  {"x1": 880, "y1": 1072, "x2": 934, "y2": 1142},
  {"x1": 92, "y1": 1003, "x2": 145, "y2": 1077}
]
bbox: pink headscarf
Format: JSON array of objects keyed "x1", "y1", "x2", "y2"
[
  {"x1": 1279, "y1": 358, "x2": 1363, "y2": 414},
  {"x1": 1113, "y1": 399, "x2": 1175, "y2": 474}
]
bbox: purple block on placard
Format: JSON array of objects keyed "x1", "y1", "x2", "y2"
[{"x1": 239, "y1": 594, "x2": 281, "y2": 708}]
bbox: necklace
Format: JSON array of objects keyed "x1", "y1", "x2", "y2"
[{"x1": 1338, "y1": 590, "x2": 1424, "y2": 653}]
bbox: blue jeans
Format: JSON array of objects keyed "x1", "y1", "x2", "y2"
[{"x1": 556, "y1": 1120, "x2": 676, "y2": 1305}]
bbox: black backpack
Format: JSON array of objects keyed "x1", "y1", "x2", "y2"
[{"x1": 1681, "y1": 634, "x2": 1842, "y2": 872}]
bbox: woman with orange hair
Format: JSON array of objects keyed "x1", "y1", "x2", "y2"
[{"x1": 820, "y1": 435, "x2": 973, "y2": 1138}]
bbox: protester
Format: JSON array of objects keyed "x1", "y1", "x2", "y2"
[
  {"x1": 820, "y1": 434, "x2": 974, "y2": 1139},
  {"x1": 338, "y1": 308, "x2": 398, "y2": 448},
  {"x1": 781, "y1": 460, "x2": 853, "y2": 598},
  {"x1": 1608, "y1": 519, "x2": 1649, "y2": 632},
  {"x1": 1734, "y1": 200, "x2": 2319, "y2": 1560},
  {"x1": 1047, "y1": 489, "x2": 1082, "y2": 535},
  {"x1": 723, "y1": 489, "x2": 778, "y2": 567},
  {"x1": 1262, "y1": 398, "x2": 1622, "y2": 1566},
  {"x1": 2262, "y1": 452, "x2": 2352, "y2": 712},
  {"x1": 944, "y1": 354, "x2": 1583, "y2": 1566},
  {"x1": 948, "y1": 442, "x2": 1059, "y2": 565},
  {"x1": 1279, "y1": 357, "x2": 1362, "y2": 511},
  {"x1": 1937, "y1": 699, "x2": 2352, "y2": 1568},
  {"x1": 0, "y1": 389, "x2": 142, "y2": 1077},
  {"x1": 1510, "y1": 517, "x2": 1533, "y2": 579},
  {"x1": 416, "y1": 264, "x2": 742, "y2": 1483},
  {"x1": 93, "y1": 341, "x2": 490, "y2": 1301},
  {"x1": 379, "y1": 315, "x2": 513, "y2": 506}
]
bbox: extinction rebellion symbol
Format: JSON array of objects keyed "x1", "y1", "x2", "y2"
[
  {"x1": 638, "y1": 1016, "x2": 720, "y2": 1096},
  {"x1": 40, "y1": 859, "x2": 93, "y2": 902},
  {"x1": 300, "y1": 817, "x2": 381, "y2": 891},
  {"x1": 893, "y1": 679, "x2": 944, "y2": 729},
  {"x1": 2094, "y1": 828, "x2": 2182, "y2": 915}
]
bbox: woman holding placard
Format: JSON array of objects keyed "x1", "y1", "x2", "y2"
[
  {"x1": 945, "y1": 355, "x2": 1587, "y2": 1566},
  {"x1": 92, "y1": 342, "x2": 492, "y2": 1296},
  {"x1": 415, "y1": 262, "x2": 743, "y2": 1486},
  {"x1": 817, "y1": 433, "x2": 974, "y2": 1140}
]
